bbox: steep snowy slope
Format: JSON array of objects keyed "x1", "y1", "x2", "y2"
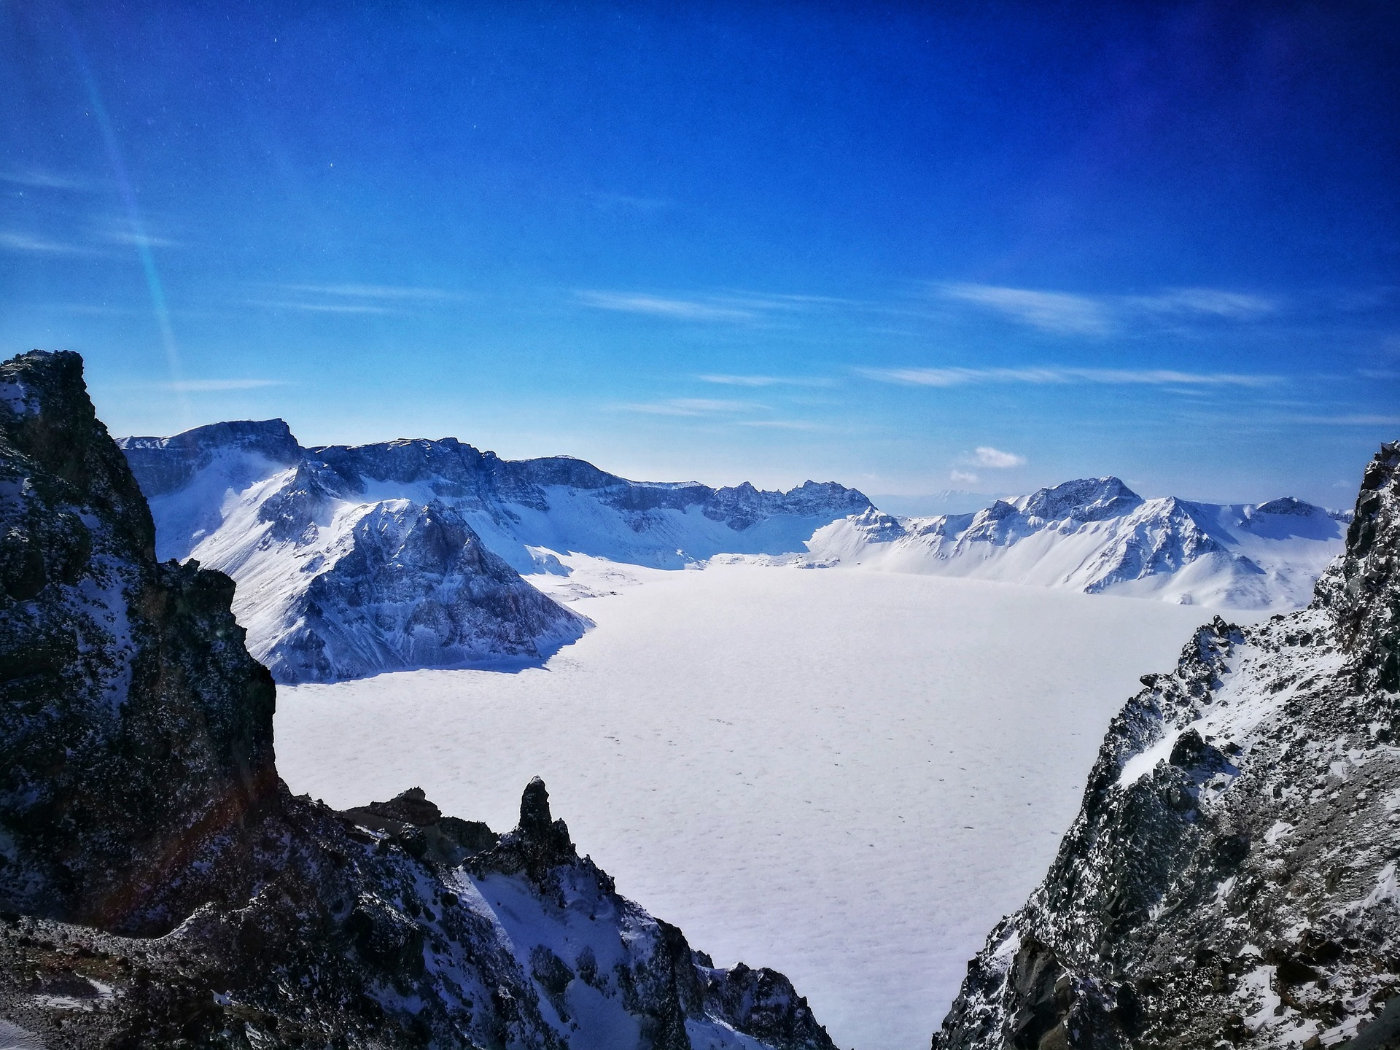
[
  {"x1": 806, "y1": 477, "x2": 1346, "y2": 610},
  {"x1": 932, "y1": 443, "x2": 1400, "y2": 1049},
  {"x1": 0, "y1": 350, "x2": 835, "y2": 1050},
  {"x1": 119, "y1": 421, "x2": 870, "y2": 681}
]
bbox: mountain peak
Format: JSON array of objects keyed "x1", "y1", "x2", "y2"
[{"x1": 1016, "y1": 476, "x2": 1142, "y2": 523}]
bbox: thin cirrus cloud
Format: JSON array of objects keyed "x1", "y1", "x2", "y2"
[
  {"x1": 970, "y1": 446, "x2": 1026, "y2": 469},
  {"x1": 0, "y1": 230, "x2": 102, "y2": 256},
  {"x1": 575, "y1": 290, "x2": 759, "y2": 323},
  {"x1": 940, "y1": 283, "x2": 1113, "y2": 336},
  {"x1": 99, "y1": 227, "x2": 183, "y2": 250},
  {"x1": 614, "y1": 397, "x2": 762, "y2": 417},
  {"x1": 0, "y1": 169, "x2": 97, "y2": 191},
  {"x1": 937, "y1": 282, "x2": 1278, "y2": 334},
  {"x1": 247, "y1": 300, "x2": 395, "y2": 315},
  {"x1": 249, "y1": 283, "x2": 460, "y2": 315},
  {"x1": 280, "y1": 283, "x2": 460, "y2": 302},
  {"x1": 575, "y1": 288, "x2": 857, "y2": 324},
  {"x1": 1127, "y1": 288, "x2": 1276, "y2": 319},
  {"x1": 858, "y1": 366, "x2": 1280, "y2": 389},
  {"x1": 949, "y1": 469, "x2": 980, "y2": 485}
]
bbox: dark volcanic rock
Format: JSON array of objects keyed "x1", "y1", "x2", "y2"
[
  {"x1": 1, "y1": 350, "x2": 277, "y2": 934},
  {"x1": 933, "y1": 443, "x2": 1400, "y2": 1050},
  {"x1": 0, "y1": 350, "x2": 836, "y2": 1050}
]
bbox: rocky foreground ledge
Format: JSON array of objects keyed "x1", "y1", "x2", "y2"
[
  {"x1": 933, "y1": 443, "x2": 1400, "y2": 1049},
  {"x1": 0, "y1": 350, "x2": 833, "y2": 1049}
]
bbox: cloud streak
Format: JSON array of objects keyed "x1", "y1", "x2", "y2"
[
  {"x1": 696, "y1": 373, "x2": 834, "y2": 388},
  {"x1": 859, "y1": 366, "x2": 1280, "y2": 388},
  {"x1": 940, "y1": 283, "x2": 1112, "y2": 336},
  {"x1": 937, "y1": 282, "x2": 1278, "y2": 335},
  {"x1": 0, "y1": 230, "x2": 102, "y2": 256},
  {"x1": 615, "y1": 398, "x2": 761, "y2": 417},
  {"x1": 249, "y1": 299, "x2": 394, "y2": 315},
  {"x1": 281, "y1": 283, "x2": 459, "y2": 301},
  {"x1": 576, "y1": 291, "x2": 758, "y2": 322},
  {"x1": 576, "y1": 288, "x2": 863, "y2": 325},
  {"x1": 0, "y1": 170, "x2": 97, "y2": 191}
]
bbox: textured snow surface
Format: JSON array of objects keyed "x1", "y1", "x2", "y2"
[{"x1": 277, "y1": 562, "x2": 1210, "y2": 1050}]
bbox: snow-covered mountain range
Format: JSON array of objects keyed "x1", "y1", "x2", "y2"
[
  {"x1": 803, "y1": 477, "x2": 1348, "y2": 610},
  {"x1": 120, "y1": 419, "x2": 1347, "y2": 683},
  {"x1": 118, "y1": 419, "x2": 871, "y2": 682}
]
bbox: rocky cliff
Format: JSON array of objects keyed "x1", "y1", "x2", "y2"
[
  {"x1": 0, "y1": 350, "x2": 835, "y2": 1050},
  {"x1": 932, "y1": 444, "x2": 1400, "y2": 1049}
]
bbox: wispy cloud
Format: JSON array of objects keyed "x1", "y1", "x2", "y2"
[
  {"x1": 161, "y1": 379, "x2": 289, "y2": 392},
  {"x1": 0, "y1": 170, "x2": 97, "y2": 191},
  {"x1": 949, "y1": 469, "x2": 980, "y2": 485},
  {"x1": 1128, "y1": 287, "x2": 1276, "y2": 319},
  {"x1": 576, "y1": 291, "x2": 758, "y2": 323},
  {"x1": 281, "y1": 282, "x2": 459, "y2": 302},
  {"x1": 615, "y1": 397, "x2": 761, "y2": 417},
  {"x1": 248, "y1": 283, "x2": 460, "y2": 316},
  {"x1": 575, "y1": 288, "x2": 861, "y2": 325},
  {"x1": 970, "y1": 446, "x2": 1026, "y2": 469},
  {"x1": 99, "y1": 227, "x2": 183, "y2": 250},
  {"x1": 248, "y1": 299, "x2": 394, "y2": 315},
  {"x1": 696, "y1": 373, "x2": 833, "y2": 388},
  {"x1": 940, "y1": 283, "x2": 1112, "y2": 336},
  {"x1": 937, "y1": 282, "x2": 1279, "y2": 335},
  {"x1": 858, "y1": 366, "x2": 1279, "y2": 388},
  {"x1": 0, "y1": 230, "x2": 101, "y2": 256}
]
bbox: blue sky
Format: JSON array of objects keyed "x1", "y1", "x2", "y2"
[{"x1": 3, "y1": 1, "x2": 1397, "y2": 506}]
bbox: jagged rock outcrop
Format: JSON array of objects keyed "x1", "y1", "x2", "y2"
[
  {"x1": 807, "y1": 477, "x2": 1345, "y2": 609},
  {"x1": 932, "y1": 443, "x2": 1400, "y2": 1050},
  {"x1": 0, "y1": 350, "x2": 277, "y2": 934},
  {"x1": 0, "y1": 349, "x2": 835, "y2": 1050},
  {"x1": 117, "y1": 421, "x2": 869, "y2": 683}
]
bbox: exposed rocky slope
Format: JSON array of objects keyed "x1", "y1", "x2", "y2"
[
  {"x1": 0, "y1": 350, "x2": 835, "y2": 1050},
  {"x1": 932, "y1": 444, "x2": 1400, "y2": 1049},
  {"x1": 118, "y1": 422, "x2": 869, "y2": 683},
  {"x1": 806, "y1": 477, "x2": 1346, "y2": 610}
]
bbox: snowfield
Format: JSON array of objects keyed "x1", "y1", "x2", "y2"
[{"x1": 276, "y1": 560, "x2": 1225, "y2": 1050}]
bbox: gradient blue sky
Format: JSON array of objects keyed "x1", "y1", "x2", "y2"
[{"x1": 3, "y1": 1, "x2": 1397, "y2": 506}]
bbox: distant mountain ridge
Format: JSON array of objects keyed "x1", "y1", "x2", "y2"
[
  {"x1": 804, "y1": 476, "x2": 1348, "y2": 610},
  {"x1": 118, "y1": 419, "x2": 872, "y2": 682}
]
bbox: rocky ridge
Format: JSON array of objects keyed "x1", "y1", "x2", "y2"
[
  {"x1": 932, "y1": 444, "x2": 1400, "y2": 1049},
  {"x1": 0, "y1": 350, "x2": 835, "y2": 1050}
]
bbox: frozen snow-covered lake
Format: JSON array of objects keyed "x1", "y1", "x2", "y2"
[{"x1": 278, "y1": 561, "x2": 1214, "y2": 1050}]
